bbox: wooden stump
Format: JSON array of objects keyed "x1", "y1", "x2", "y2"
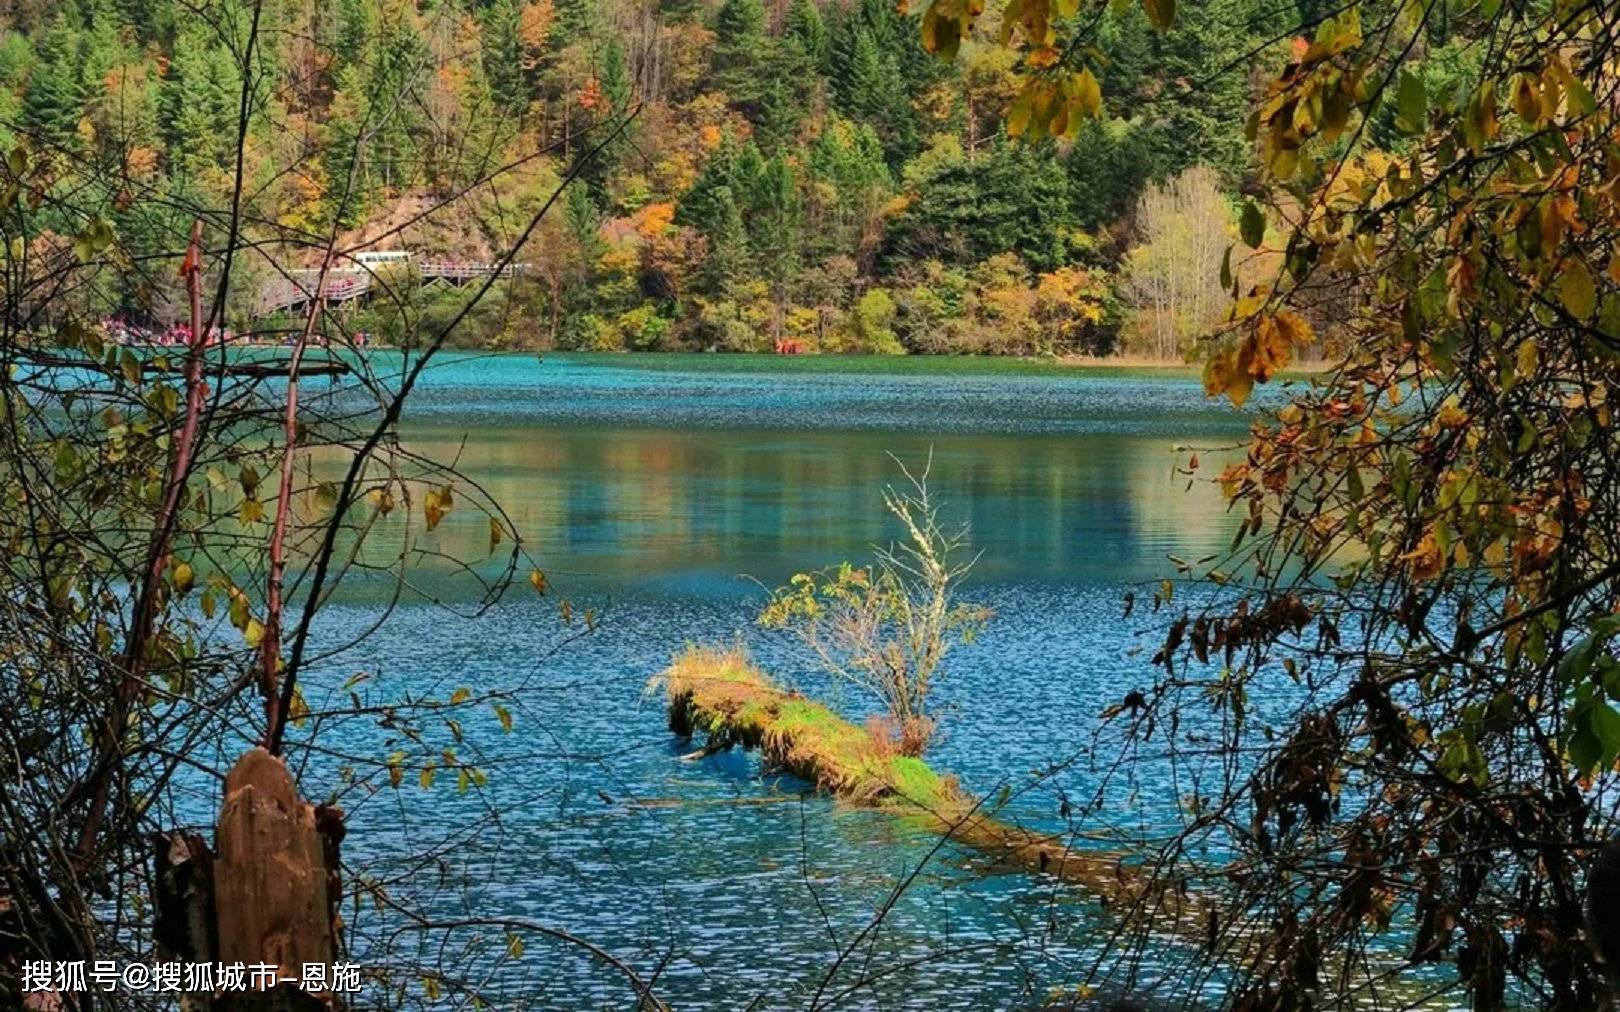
[{"x1": 213, "y1": 748, "x2": 336, "y2": 1005}]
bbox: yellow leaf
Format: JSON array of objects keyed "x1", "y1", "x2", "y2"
[
  {"x1": 1516, "y1": 338, "x2": 1538, "y2": 378},
  {"x1": 489, "y1": 517, "x2": 504, "y2": 552},
  {"x1": 1028, "y1": 45, "x2": 1061, "y2": 69},
  {"x1": 1071, "y1": 68, "x2": 1102, "y2": 120},
  {"x1": 1436, "y1": 397, "x2": 1469, "y2": 429},
  {"x1": 1239, "y1": 314, "x2": 1295, "y2": 382},
  {"x1": 1401, "y1": 530, "x2": 1443, "y2": 581},
  {"x1": 1560, "y1": 259, "x2": 1596, "y2": 319},
  {"x1": 1202, "y1": 348, "x2": 1254, "y2": 408},
  {"x1": 424, "y1": 485, "x2": 454, "y2": 531},
  {"x1": 1007, "y1": 89, "x2": 1033, "y2": 137},
  {"x1": 1142, "y1": 0, "x2": 1175, "y2": 29},
  {"x1": 1512, "y1": 72, "x2": 1541, "y2": 123},
  {"x1": 1273, "y1": 309, "x2": 1314, "y2": 348},
  {"x1": 529, "y1": 569, "x2": 549, "y2": 595}
]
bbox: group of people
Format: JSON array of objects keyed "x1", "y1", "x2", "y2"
[
  {"x1": 101, "y1": 317, "x2": 233, "y2": 347},
  {"x1": 100, "y1": 317, "x2": 374, "y2": 349}
]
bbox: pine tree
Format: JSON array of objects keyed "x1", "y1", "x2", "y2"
[
  {"x1": 158, "y1": 31, "x2": 241, "y2": 178},
  {"x1": 564, "y1": 181, "x2": 602, "y2": 261},
  {"x1": 1096, "y1": 0, "x2": 1255, "y2": 187},
  {"x1": 881, "y1": 140, "x2": 1077, "y2": 272},
  {"x1": 22, "y1": 19, "x2": 87, "y2": 152},
  {"x1": 805, "y1": 116, "x2": 891, "y2": 263},
  {"x1": 715, "y1": 0, "x2": 765, "y2": 43},
  {"x1": 753, "y1": 154, "x2": 802, "y2": 301},
  {"x1": 677, "y1": 139, "x2": 739, "y2": 229},
  {"x1": 332, "y1": 0, "x2": 372, "y2": 70},
  {"x1": 828, "y1": 21, "x2": 916, "y2": 164},
  {"x1": 784, "y1": 0, "x2": 828, "y2": 64},
  {"x1": 701, "y1": 185, "x2": 751, "y2": 297},
  {"x1": 482, "y1": 0, "x2": 530, "y2": 116},
  {"x1": 712, "y1": 0, "x2": 772, "y2": 112},
  {"x1": 598, "y1": 39, "x2": 631, "y2": 114}
]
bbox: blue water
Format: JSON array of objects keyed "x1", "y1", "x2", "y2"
[{"x1": 174, "y1": 354, "x2": 1302, "y2": 1009}]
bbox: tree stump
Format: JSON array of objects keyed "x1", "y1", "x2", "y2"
[{"x1": 213, "y1": 748, "x2": 336, "y2": 1006}]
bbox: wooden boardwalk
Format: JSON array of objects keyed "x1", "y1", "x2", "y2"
[{"x1": 258, "y1": 254, "x2": 528, "y2": 314}]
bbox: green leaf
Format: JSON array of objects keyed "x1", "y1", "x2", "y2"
[
  {"x1": 1240, "y1": 202, "x2": 1265, "y2": 249},
  {"x1": 1394, "y1": 70, "x2": 1427, "y2": 134},
  {"x1": 1566, "y1": 73, "x2": 1596, "y2": 116},
  {"x1": 1593, "y1": 702, "x2": 1620, "y2": 769}
]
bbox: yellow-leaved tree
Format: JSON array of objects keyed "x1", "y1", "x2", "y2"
[{"x1": 918, "y1": 0, "x2": 1620, "y2": 1005}]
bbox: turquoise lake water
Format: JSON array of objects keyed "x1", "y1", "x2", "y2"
[{"x1": 226, "y1": 353, "x2": 1290, "y2": 1009}]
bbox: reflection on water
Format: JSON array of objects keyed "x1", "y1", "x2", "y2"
[
  {"x1": 277, "y1": 354, "x2": 1274, "y2": 1008},
  {"x1": 393, "y1": 423, "x2": 1237, "y2": 596},
  {"x1": 334, "y1": 352, "x2": 1251, "y2": 599}
]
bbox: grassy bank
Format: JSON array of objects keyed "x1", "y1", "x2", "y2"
[{"x1": 561, "y1": 350, "x2": 1206, "y2": 380}]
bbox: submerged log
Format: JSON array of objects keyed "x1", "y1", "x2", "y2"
[{"x1": 655, "y1": 646, "x2": 1207, "y2": 938}]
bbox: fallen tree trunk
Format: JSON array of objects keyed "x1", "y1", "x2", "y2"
[{"x1": 654, "y1": 646, "x2": 1208, "y2": 939}]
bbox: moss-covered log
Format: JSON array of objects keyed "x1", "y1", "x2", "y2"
[{"x1": 656, "y1": 646, "x2": 1208, "y2": 937}]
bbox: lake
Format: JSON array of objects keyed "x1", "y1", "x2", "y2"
[{"x1": 258, "y1": 353, "x2": 1280, "y2": 1009}]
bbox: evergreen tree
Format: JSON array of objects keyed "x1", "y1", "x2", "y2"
[
  {"x1": 805, "y1": 116, "x2": 891, "y2": 263},
  {"x1": 482, "y1": 0, "x2": 530, "y2": 116},
  {"x1": 333, "y1": 0, "x2": 372, "y2": 70},
  {"x1": 22, "y1": 19, "x2": 87, "y2": 152},
  {"x1": 598, "y1": 39, "x2": 631, "y2": 113},
  {"x1": 711, "y1": 0, "x2": 771, "y2": 108},
  {"x1": 752, "y1": 154, "x2": 802, "y2": 300},
  {"x1": 551, "y1": 0, "x2": 601, "y2": 45},
  {"x1": 1064, "y1": 119, "x2": 1155, "y2": 231},
  {"x1": 564, "y1": 181, "x2": 602, "y2": 263},
  {"x1": 159, "y1": 30, "x2": 240, "y2": 178},
  {"x1": 828, "y1": 21, "x2": 916, "y2": 165},
  {"x1": 1096, "y1": 0, "x2": 1255, "y2": 187},
  {"x1": 700, "y1": 185, "x2": 751, "y2": 297},
  {"x1": 784, "y1": 0, "x2": 828, "y2": 64},
  {"x1": 882, "y1": 141, "x2": 1077, "y2": 271},
  {"x1": 571, "y1": 39, "x2": 633, "y2": 196}
]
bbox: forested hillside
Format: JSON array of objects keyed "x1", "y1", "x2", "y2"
[{"x1": 3, "y1": 0, "x2": 1307, "y2": 353}]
